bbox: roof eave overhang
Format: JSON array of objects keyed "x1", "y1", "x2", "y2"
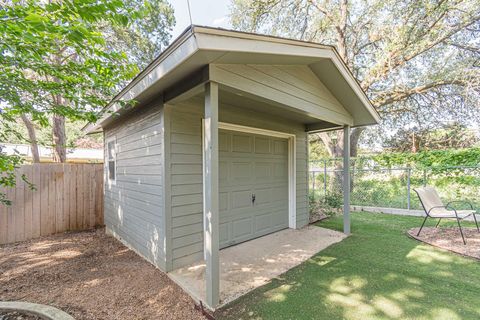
[
  {"x1": 84, "y1": 25, "x2": 380, "y2": 134},
  {"x1": 83, "y1": 26, "x2": 199, "y2": 133}
]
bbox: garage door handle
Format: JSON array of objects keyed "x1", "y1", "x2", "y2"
[{"x1": 252, "y1": 194, "x2": 256, "y2": 204}]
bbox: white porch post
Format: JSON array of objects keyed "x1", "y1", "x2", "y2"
[
  {"x1": 203, "y1": 81, "x2": 220, "y2": 307},
  {"x1": 343, "y1": 125, "x2": 351, "y2": 235}
]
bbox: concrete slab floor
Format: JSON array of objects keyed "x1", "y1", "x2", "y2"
[{"x1": 168, "y1": 225, "x2": 346, "y2": 308}]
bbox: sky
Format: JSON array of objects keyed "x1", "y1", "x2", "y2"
[{"x1": 169, "y1": 0, "x2": 232, "y2": 39}]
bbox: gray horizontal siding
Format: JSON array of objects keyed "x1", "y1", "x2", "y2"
[
  {"x1": 167, "y1": 104, "x2": 205, "y2": 269},
  {"x1": 104, "y1": 103, "x2": 166, "y2": 270},
  {"x1": 167, "y1": 100, "x2": 309, "y2": 270}
]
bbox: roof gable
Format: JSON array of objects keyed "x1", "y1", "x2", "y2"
[{"x1": 84, "y1": 26, "x2": 379, "y2": 133}]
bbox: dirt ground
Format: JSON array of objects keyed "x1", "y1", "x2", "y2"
[
  {"x1": 0, "y1": 228, "x2": 205, "y2": 320},
  {"x1": 408, "y1": 227, "x2": 480, "y2": 259},
  {"x1": 0, "y1": 311, "x2": 41, "y2": 320}
]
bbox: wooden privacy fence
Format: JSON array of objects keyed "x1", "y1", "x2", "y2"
[{"x1": 0, "y1": 163, "x2": 104, "y2": 245}]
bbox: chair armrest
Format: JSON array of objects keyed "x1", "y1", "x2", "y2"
[
  {"x1": 446, "y1": 200, "x2": 474, "y2": 210},
  {"x1": 427, "y1": 205, "x2": 451, "y2": 216}
]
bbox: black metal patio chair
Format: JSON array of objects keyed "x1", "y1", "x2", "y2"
[{"x1": 414, "y1": 186, "x2": 479, "y2": 245}]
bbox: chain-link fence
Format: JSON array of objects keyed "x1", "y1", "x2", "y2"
[{"x1": 310, "y1": 160, "x2": 480, "y2": 211}]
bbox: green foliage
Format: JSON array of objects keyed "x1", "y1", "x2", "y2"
[
  {"x1": 102, "y1": 0, "x2": 175, "y2": 69},
  {"x1": 231, "y1": 0, "x2": 480, "y2": 165},
  {"x1": 217, "y1": 213, "x2": 480, "y2": 319},
  {"x1": 309, "y1": 191, "x2": 342, "y2": 218},
  {"x1": 368, "y1": 148, "x2": 480, "y2": 169},
  {"x1": 0, "y1": 151, "x2": 30, "y2": 205},
  {"x1": 0, "y1": 0, "x2": 166, "y2": 203},
  {"x1": 314, "y1": 147, "x2": 480, "y2": 170},
  {"x1": 0, "y1": 0, "x2": 139, "y2": 126},
  {"x1": 0, "y1": 118, "x2": 102, "y2": 150},
  {"x1": 383, "y1": 123, "x2": 479, "y2": 153}
]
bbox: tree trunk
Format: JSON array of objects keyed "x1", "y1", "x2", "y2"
[
  {"x1": 349, "y1": 127, "x2": 365, "y2": 191},
  {"x1": 317, "y1": 127, "x2": 366, "y2": 194},
  {"x1": 52, "y1": 114, "x2": 66, "y2": 163},
  {"x1": 20, "y1": 114, "x2": 40, "y2": 163}
]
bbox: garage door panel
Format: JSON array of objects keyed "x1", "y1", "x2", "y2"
[
  {"x1": 253, "y1": 188, "x2": 272, "y2": 205},
  {"x1": 232, "y1": 218, "x2": 253, "y2": 239},
  {"x1": 219, "y1": 133, "x2": 230, "y2": 151},
  {"x1": 254, "y1": 162, "x2": 271, "y2": 179},
  {"x1": 272, "y1": 186, "x2": 288, "y2": 201},
  {"x1": 219, "y1": 222, "x2": 229, "y2": 244},
  {"x1": 219, "y1": 192, "x2": 228, "y2": 211},
  {"x1": 273, "y1": 140, "x2": 288, "y2": 155},
  {"x1": 219, "y1": 161, "x2": 228, "y2": 184},
  {"x1": 231, "y1": 162, "x2": 252, "y2": 183},
  {"x1": 274, "y1": 163, "x2": 288, "y2": 178},
  {"x1": 232, "y1": 134, "x2": 252, "y2": 153},
  {"x1": 231, "y1": 190, "x2": 253, "y2": 209},
  {"x1": 254, "y1": 137, "x2": 271, "y2": 154},
  {"x1": 220, "y1": 129, "x2": 289, "y2": 249},
  {"x1": 255, "y1": 213, "x2": 274, "y2": 233}
]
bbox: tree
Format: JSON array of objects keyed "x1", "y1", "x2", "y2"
[
  {"x1": 8, "y1": 0, "x2": 174, "y2": 163},
  {"x1": 19, "y1": 114, "x2": 40, "y2": 163},
  {"x1": 1, "y1": 0, "x2": 140, "y2": 162},
  {"x1": 230, "y1": 0, "x2": 480, "y2": 158},
  {"x1": 384, "y1": 122, "x2": 479, "y2": 152},
  {"x1": 100, "y1": 0, "x2": 175, "y2": 69},
  {"x1": 0, "y1": 0, "x2": 145, "y2": 202}
]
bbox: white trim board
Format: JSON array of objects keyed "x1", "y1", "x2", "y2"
[{"x1": 218, "y1": 122, "x2": 297, "y2": 229}]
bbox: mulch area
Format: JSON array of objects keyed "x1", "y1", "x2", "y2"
[
  {"x1": 408, "y1": 227, "x2": 480, "y2": 260},
  {"x1": 0, "y1": 228, "x2": 205, "y2": 320},
  {"x1": 0, "y1": 311, "x2": 42, "y2": 320}
]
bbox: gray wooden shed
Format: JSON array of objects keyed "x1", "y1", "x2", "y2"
[{"x1": 85, "y1": 26, "x2": 379, "y2": 309}]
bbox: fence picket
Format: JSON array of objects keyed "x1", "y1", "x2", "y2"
[
  {"x1": 32, "y1": 164, "x2": 41, "y2": 238},
  {"x1": 0, "y1": 163, "x2": 104, "y2": 245},
  {"x1": 0, "y1": 186, "x2": 7, "y2": 244},
  {"x1": 14, "y1": 168, "x2": 25, "y2": 242}
]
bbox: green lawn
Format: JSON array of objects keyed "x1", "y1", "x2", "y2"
[{"x1": 215, "y1": 213, "x2": 480, "y2": 320}]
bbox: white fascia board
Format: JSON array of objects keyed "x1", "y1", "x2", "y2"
[
  {"x1": 195, "y1": 31, "x2": 333, "y2": 59},
  {"x1": 194, "y1": 26, "x2": 332, "y2": 51},
  {"x1": 326, "y1": 51, "x2": 381, "y2": 124}
]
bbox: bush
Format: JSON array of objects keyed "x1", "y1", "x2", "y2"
[{"x1": 309, "y1": 192, "x2": 342, "y2": 223}]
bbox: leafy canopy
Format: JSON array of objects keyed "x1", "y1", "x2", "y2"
[
  {"x1": 0, "y1": 0, "x2": 139, "y2": 126},
  {"x1": 0, "y1": 0, "x2": 169, "y2": 203},
  {"x1": 231, "y1": 0, "x2": 480, "y2": 152}
]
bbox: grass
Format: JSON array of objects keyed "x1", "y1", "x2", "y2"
[{"x1": 215, "y1": 212, "x2": 480, "y2": 320}]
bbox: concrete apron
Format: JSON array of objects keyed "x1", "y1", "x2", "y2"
[{"x1": 168, "y1": 225, "x2": 347, "y2": 310}]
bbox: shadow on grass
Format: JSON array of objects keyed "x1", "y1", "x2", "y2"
[{"x1": 215, "y1": 213, "x2": 480, "y2": 320}]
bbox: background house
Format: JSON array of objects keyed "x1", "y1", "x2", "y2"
[{"x1": 1, "y1": 143, "x2": 103, "y2": 163}]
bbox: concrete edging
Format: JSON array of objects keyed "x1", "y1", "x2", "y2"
[
  {"x1": 351, "y1": 205, "x2": 478, "y2": 222},
  {"x1": 0, "y1": 301, "x2": 74, "y2": 320}
]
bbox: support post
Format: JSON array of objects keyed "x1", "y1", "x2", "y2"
[
  {"x1": 323, "y1": 160, "x2": 327, "y2": 199},
  {"x1": 407, "y1": 168, "x2": 411, "y2": 210},
  {"x1": 343, "y1": 126, "x2": 351, "y2": 235},
  {"x1": 312, "y1": 171, "x2": 315, "y2": 201},
  {"x1": 203, "y1": 81, "x2": 219, "y2": 308}
]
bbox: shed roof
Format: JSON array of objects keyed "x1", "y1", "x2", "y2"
[{"x1": 84, "y1": 25, "x2": 379, "y2": 133}]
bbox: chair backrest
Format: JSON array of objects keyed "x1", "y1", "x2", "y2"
[{"x1": 414, "y1": 187, "x2": 445, "y2": 215}]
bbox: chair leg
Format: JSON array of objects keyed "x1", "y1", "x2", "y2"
[
  {"x1": 473, "y1": 214, "x2": 479, "y2": 233},
  {"x1": 435, "y1": 218, "x2": 442, "y2": 228},
  {"x1": 417, "y1": 216, "x2": 428, "y2": 236},
  {"x1": 456, "y1": 218, "x2": 466, "y2": 245}
]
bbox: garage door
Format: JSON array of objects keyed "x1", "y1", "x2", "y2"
[{"x1": 219, "y1": 129, "x2": 289, "y2": 248}]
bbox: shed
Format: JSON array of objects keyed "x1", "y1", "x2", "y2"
[{"x1": 85, "y1": 25, "x2": 379, "y2": 309}]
